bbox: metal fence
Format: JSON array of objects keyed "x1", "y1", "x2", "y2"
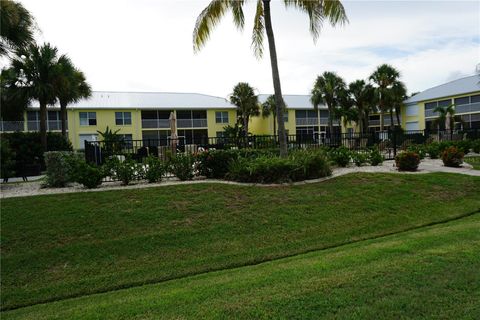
[{"x1": 85, "y1": 128, "x2": 480, "y2": 167}]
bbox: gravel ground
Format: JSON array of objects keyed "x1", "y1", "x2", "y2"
[{"x1": 1, "y1": 159, "x2": 478, "y2": 199}]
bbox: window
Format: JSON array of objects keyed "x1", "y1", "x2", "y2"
[
  {"x1": 283, "y1": 111, "x2": 288, "y2": 123},
  {"x1": 79, "y1": 134, "x2": 98, "y2": 149},
  {"x1": 215, "y1": 111, "x2": 229, "y2": 123},
  {"x1": 425, "y1": 102, "x2": 437, "y2": 110},
  {"x1": 405, "y1": 105, "x2": 418, "y2": 116},
  {"x1": 115, "y1": 112, "x2": 132, "y2": 125},
  {"x1": 216, "y1": 131, "x2": 225, "y2": 138},
  {"x1": 454, "y1": 96, "x2": 470, "y2": 106},
  {"x1": 438, "y1": 99, "x2": 451, "y2": 108},
  {"x1": 80, "y1": 112, "x2": 97, "y2": 126},
  {"x1": 405, "y1": 121, "x2": 419, "y2": 131},
  {"x1": 471, "y1": 94, "x2": 480, "y2": 103}
]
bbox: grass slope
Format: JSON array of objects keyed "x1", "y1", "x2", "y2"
[
  {"x1": 3, "y1": 211, "x2": 480, "y2": 319},
  {"x1": 465, "y1": 156, "x2": 480, "y2": 170},
  {"x1": 1, "y1": 173, "x2": 480, "y2": 310}
]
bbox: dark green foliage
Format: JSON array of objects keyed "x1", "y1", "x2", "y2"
[
  {"x1": 441, "y1": 146, "x2": 464, "y2": 168},
  {"x1": 195, "y1": 149, "x2": 239, "y2": 178},
  {"x1": 368, "y1": 147, "x2": 384, "y2": 166},
  {"x1": 395, "y1": 151, "x2": 420, "y2": 171},
  {"x1": 406, "y1": 144, "x2": 426, "y2": 159},
  {"x1": 170, "y1": 153, "x2": 195, "y2": 181},
  {"x1": 438, "y1": 140, "x2": 471, "y2": 155},
  {"x1": 0, "y1": 139, "x2": 15, "y2": 179},
  {"x1": 44, "y1": 151, "x2": 80, "y2": 187},
  {"x1": 227, "y1": 150, "x2": 331, "y2": 183},
  {"x1": 74, "y1": 161, "x2": 104, "y2": 189},
  {"x1": 0, "y1": 132, "x2": 72, "y2": 174},
  {"x1": 144, "y1": 156, "x2": 164, "y2": 183},
  {"x1": 472, "y1": 139, "x2": 480, "y2": 153},
  {"x1": 328, "y1": 146, "x2": 351, "y2": 167},
  {"x1": 351, "y1": 151, "x2": 368, "y2": 167},
  {"x1": 425, "y1": 142, "x2": 441, "y2": 159},
  {"x1": 113, "y1": 159, "x2": 141, "y2": 185}
]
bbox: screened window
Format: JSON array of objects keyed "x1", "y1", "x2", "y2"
[
  {"x1": 454, "y1": 97, "x2": 470, "y2": 106},
  {"x1": 215, "y1": 111, "x2": 229, "y2": 123},
  {"x1": 438, "y1": 99, "x2": 451, "y2": 108},
  {"x1": 115, "y1": 112, "x2": 132, "y2": 125},
  {"x1": 471, "y1": 95, "x2": 480, "y2": 103},
  {"x1": 80, "y1": 112, "x2": 97, "y2": 126},
  {"x1": 283, "y1": 111, "x2": 288, "y2": 122},
  {"x1": 425, "y1": 102, "x2": 437, "y2": 110}
]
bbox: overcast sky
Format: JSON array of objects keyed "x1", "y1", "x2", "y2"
[{"x1": 16, "y1": 0, "x2": 480, "y2": 98}]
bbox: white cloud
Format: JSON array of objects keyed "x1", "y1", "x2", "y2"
[{"x1": 15, "y1": 0, "x2": 480, "y2": 96}]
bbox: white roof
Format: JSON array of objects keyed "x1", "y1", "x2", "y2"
[
  {"x1": 258, "y1": 94, "x2": 325, "y2": 109},
  {"x1": 405, "y1": 75, "x2": 480, "y2": 104},
  {"x1": 28, "y1": 91, "x2": 323, "y2": 110},
  {"x1": 29, "y1": 91, "x2": 236, "y2": 110}
]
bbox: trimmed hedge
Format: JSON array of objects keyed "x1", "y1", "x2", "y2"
[
  {"x1": 44, "y1": 151, "x2": 82, "y2": 187},
  {"x1": 395, "y1": 151, "x2": 420, "y2": 172},
  {"x1": 441, "y1": 146, "x2": 464, "y2": 168}
]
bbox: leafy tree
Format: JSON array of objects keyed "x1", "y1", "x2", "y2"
[
  {"x1": 0, "y1": 67, "x2": 31, "y2": 120},
  {"x1": 193, "y1": 0, "x2": 348, "y2": 156},
  {"x1": 10, "y1": 43, "x2": 61, "y2": 149},
  {"x1": 311, "y1": 71, "x2": 346, "y2": 136},
  {"x1": 0, "y1": 0, "x2": 36, "y2": 57},
  {"x1": 369, "y1": 64, "x2": 401, "y2": 131},
  {"x1": 56, "y1": 56, "x2": 92, "y2": 138},
  {"x1": 229, "y1": 82, "x2": 260, "y2": 137},
  {"x1": 347, "y1": 80, "x2": 375, "y2": 134},
  {"x1": 432, "y1": 104, "x2": 463, "y2": 132},
  {"x1": 385, "y1": 81, "x2": 407, "y2": 127},
  {"x1": 261, "y1": 94, "x2": 287, "y2": 136}
]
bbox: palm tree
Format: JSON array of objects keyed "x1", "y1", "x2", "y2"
[
  {"x1": 230, "y1": 82, "x2": 260, "y2": 137},
  {"x1": 0, "y1": 0, "x2": 36, "y2": 57},
  {"x1": 433, "y1": 104, "x2": 457, "y2": 132},
  {"x1": 193, "y1": 0, "x2": 348, "y2": 156},
  {"x1": 311, "y1": 71, "x2": 346, "y2": 137},
  {"x1": 261, "y1": 94, "x2": 287, "y2": 136},
  {"x1": 56, "y1": 56, "x2": 92, "y2": 138},
  {"x1": 369, "y1": 64, "x2": 401, "y2": 131},
  {"x1": 348, "y1": 80, "x2": 375, "y2": 134},
  {"x1": 386, "y1": 81, "x2": 407, "y2": 128},
  {"x1": 0, "y1": 67, "x2": 31, "y2": 120},
  {"x1": 10, "y1": 43, "x2": 61, "y2": 149}
]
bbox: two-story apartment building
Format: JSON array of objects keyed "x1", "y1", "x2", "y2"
[{"x1": 402, "y1": 75, "x2": 480, "y2": 131}]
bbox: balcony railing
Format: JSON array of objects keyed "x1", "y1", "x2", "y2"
[
  {"x1": 368, "y1": 117, "x2": 392, "y2": 126},
  {"x1": 177, "y1": 119, "x2": 208, "y2": 128},
  {"x1": 27, "y1": 120, "x2": 65, "y2": 131},
  {"x1": 0, "y1": 121, "x2": 24, "y2": 132},
  {"x1": 455, "y1": 102, "x2": 480, "y2": 114},
  {"x1": 296, "y1": 118, "x2": 318, "y2": 126},
  {"x1": 141, "y1": 119, "x2": 170, "y2": 129}
]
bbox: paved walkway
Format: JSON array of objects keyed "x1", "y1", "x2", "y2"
[{"x1": 1, "y1": 159, "x2": 478, "y2": 199}]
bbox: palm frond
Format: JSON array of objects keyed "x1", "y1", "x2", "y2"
[
  {"x1": 284, "y1": 0, "x2": 348, "y2": 41},
  {"x1": 251, "y1": 0, "x2": 265, "y2": 58},
  {"x1": 193, "y1": 0, "x2": 234, "y2": 53}
]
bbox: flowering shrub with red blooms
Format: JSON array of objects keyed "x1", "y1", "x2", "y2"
[
  {"x1": 441, "y1": 146, "x2": 464, "y2": 168},
  {"x1": 395, "y1": 151, "x2": 420, "y2": 171}
]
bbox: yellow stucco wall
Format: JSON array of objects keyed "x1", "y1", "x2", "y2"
[
  {"x1": 206, "y1": 109, "x2": 237, "y2": 137},
  {"x1": 249, "y1": 109, "x2": 296, "y2": 135}
]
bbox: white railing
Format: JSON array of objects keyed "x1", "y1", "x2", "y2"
[
  {"x1": 141, "y1": 119, "x2": 170, "y2": 129},
  {"x1": 296, "y1": 118, "x2": 318, "y2": 126},
  {"x1": 177, "y1": 119, "x2": 208, "y2": 128},
  {"x1": 455, "y1": 102, "x2": 480, "y2": 114},
  {"x1": 26, "y1": 120, "x2": 64, "y2": 131}
]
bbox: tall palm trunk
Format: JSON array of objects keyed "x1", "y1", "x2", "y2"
[
  {"x1": 60, "y1": 101, "x2": 68, "y2": 138},
  {"x1": 39, "y1": 101, "x2": 47, "y2": 150},
  {"x1": 273, "y1": 112, "x2": 276, "y2": 139},
  {"x1": 327, "y1": 106, "x2": 334, "y2": 138},
  {"x1": 263, "y1": 0, "x2": 287, "y2": 157},
  {"x1": 389, "y1": 109, "x2": 394, "y2": 130},
  {"x1": 395, "y1": 106, "x2": 401, "y2": 127}
]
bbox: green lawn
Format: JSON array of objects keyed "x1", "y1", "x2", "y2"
[
  {"x1": 3, "y1": 210, "x2": 479, "y2": 319},
  {"x1": 465, "y1": 156, "x2": 480, "y2": 170},
  {"x1": 1, "y1": 173, "x2": 480, "y2": 312}
]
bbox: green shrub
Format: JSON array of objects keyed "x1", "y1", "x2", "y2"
[
  {"x1": 441, "y1": 146, "x2": 464, "y2": 168},
  {"x1": 75, "y1": 162, "x2": 104, "y2": 188},
  {"x1": 195, "y1": 149, "x2": 239, "y2": 178},
  {"x1": 472, "y1": 139, "x2": 480, "y2": 153},
  {"x1": 144, "y1": 156, "x2": 165, "y2": 183},
  {"x1": 395, "y1": 151, "x2": 420, "y2": 172},
  {"x1": 351, "y1": 151, "x2": 369, "y2": 167},
  {"x1": 455, "y1": 140, "x2": 471, "y2": 154},
  {"x1": 0, "y1": 139, "x2": 15, "y2": 179},
  {"x1": 406, "y1": 144, "x2": 426, "y2": 159},
  {"x1": 113, "y1": 158, "x2": 141, "y2": 185},
  {"x1": 44, "y1": 151, "x2": 80, "y2": 187},
  {"x1": 1, "y1": 132, "x2": 72, "y2": 174},
  {"x1": 329, "y1": 146, "x2": 351, "y2": 167},
  {"x1": 227, "y1": 150, "x2": 331, "y2": 183},
  {"x1": 170, "y1": 153, "x2": 195, "y2": 181},
  {"x1": 425, "y1": 142, "x2": 441, "y2": 159},
  {"x1": 368, "y1": 147, "x2": 384, "y2": 166}
]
